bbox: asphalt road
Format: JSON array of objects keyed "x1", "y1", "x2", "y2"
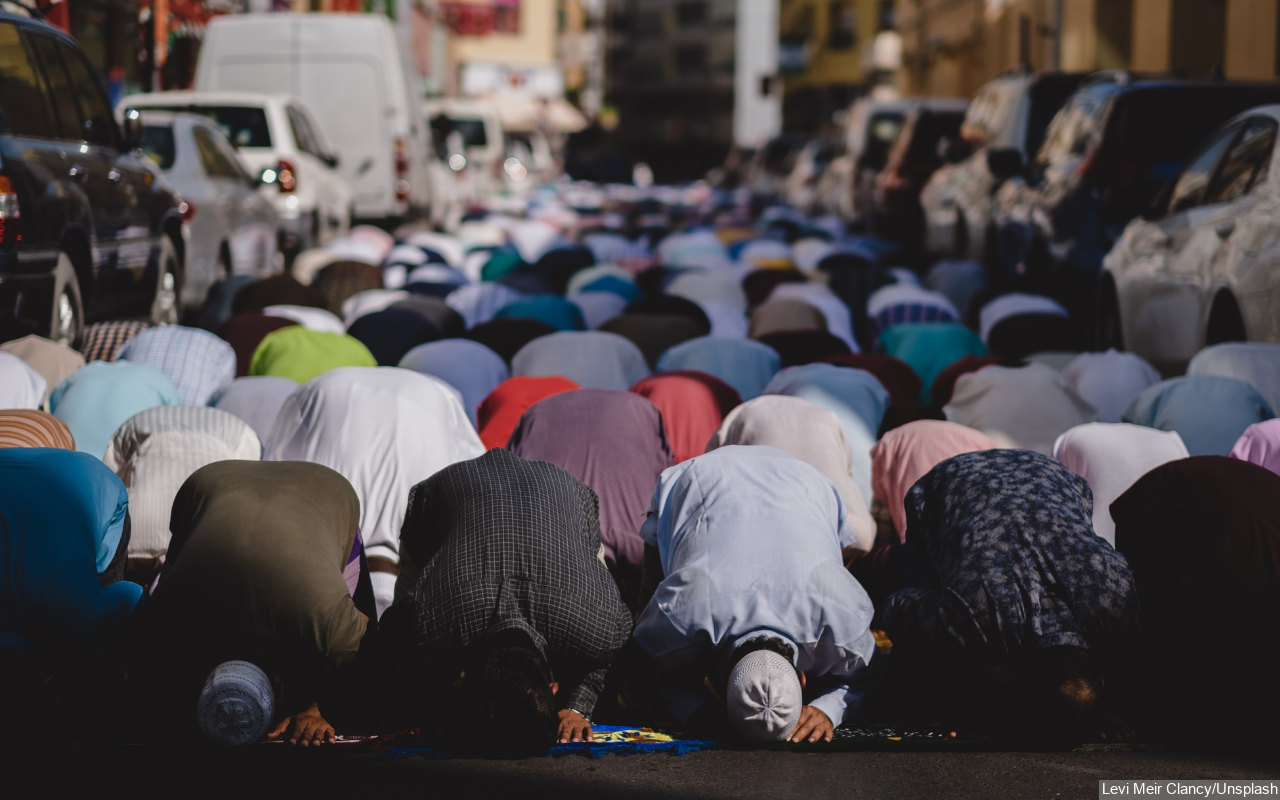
[{"x1": 17, "y1": 742, "x2": 1279, "y2": 799}]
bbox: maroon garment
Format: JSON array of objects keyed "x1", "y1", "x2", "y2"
[
  {"x1": 630, "y1": 370, "x2": 741, "y2": 463},
  {"x1": 232, "y1": 275, "x2": 328, "y2": 314},
  {"x1": 753, "y1": 329, "x2": 852, "y2": 368},
  {"x1": 313, "y1": 260, "x2": 384, "y2": 315},
  {"x1": 507, "y1": 389, "x2": 673, "y2": 573},
  {"x1": 598, "y1": 313, "x2": 705, "y2": 370},
  {"x1": 215, "y1": 313, "x2": 298, "y2": 377},
  {"x1": 824, "y1": 353, "x2": 929, "y2": 430}
]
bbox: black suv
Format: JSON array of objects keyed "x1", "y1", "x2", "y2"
[{"x1": 0, "y1": 4, "x2": 184, "y2": 344}]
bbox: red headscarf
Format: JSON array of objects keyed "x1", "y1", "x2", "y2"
[
  {"x1": 477, "y1": 375, "x2": 580, "y2": 450},
  {"x1": 630, "y1": 370, "x2": 741, "y2": 462}
]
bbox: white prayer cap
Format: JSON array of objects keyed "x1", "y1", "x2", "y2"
[
  {"x1": 725, "y1": 649, "x2": 802, "y2": 743},
  {"x1": 197, "y1": 660, "x2": 275, "y2": 746}
]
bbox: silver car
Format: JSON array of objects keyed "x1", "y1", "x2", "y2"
[
  {"x1": 138, "y1": 111, "x2": 279, "y2": 310},
  {"x1": 1100, "y1": 105, "x2": 1280, "y2": 374}
]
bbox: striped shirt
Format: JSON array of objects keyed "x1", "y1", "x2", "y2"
[
  {"x1": 74, "y1": 320, "x2": 152, "y2": 363},
  {"x1": 0, "y1": 409, "x2": 75, "y2": 450},
  {"x1": 117, "y1": 326, "x2": 236, "y2": 407}
]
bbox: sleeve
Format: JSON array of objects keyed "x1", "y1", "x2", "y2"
[
  {"x1": 563, "y1": 665, "x2": 609, "y2": 718},
  {"x1": 880, "y1": 587, "x2": 978, "y2": 655},
  {"x1": 807, "y1": 684, "x2": 864, "y2": 728}
]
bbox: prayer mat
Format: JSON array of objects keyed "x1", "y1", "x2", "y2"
[
  {"x1": 767, "y1": 723, "x2": 983, "y2": 752},
  {"x1": 373, "y1": 726, "x2": 718, "y2": 760}
]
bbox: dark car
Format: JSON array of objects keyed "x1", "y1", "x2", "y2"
[
  {"x1": 0, "y1": 5, "x2": 184, "y2": 344},
  {"x1": 991, "y1": 78, "x2": 1280, "y2": 330},
  {"x1": 869, "y1": 100, "x2": 968, "y2": 242}
]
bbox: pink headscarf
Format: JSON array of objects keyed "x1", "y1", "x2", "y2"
[
  {"x1": 1229, "y1": 419, "x2": 1280, "y2": 477},
  {"x1": 871, "y1": 419, "x2": 998, "y2": 542}
]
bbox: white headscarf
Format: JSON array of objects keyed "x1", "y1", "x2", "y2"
[{"x1": 1062, "y1": 349, "x2": 1161, "y2": 423}]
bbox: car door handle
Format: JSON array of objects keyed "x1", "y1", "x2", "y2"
[
  {"x1": 1215, "y1": 219, "x2": 1236, "y2": 239},
  {"x1": 67, "y1": 164, "x2": 88, "y2": 183},
  {"x1": 107, "y1": 168, "x2": 122, "y2": 182}
]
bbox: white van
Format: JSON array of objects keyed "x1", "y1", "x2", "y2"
[
  {"x1": 424, "y1": 98, "x2": 504, "y2": 226},
  {"x1": 194, "y1": 13, "x2": 431, "y2": 225}
]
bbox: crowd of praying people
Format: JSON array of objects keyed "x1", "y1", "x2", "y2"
[{"x1": 2, "y1": 184, "x2": 1279, "y2": 756}]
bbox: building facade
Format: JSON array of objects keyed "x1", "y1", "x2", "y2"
[{"x1": 898, "y1": 0, "x2": 1278, "y2": 99}]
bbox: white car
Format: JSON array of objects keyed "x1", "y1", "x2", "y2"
[
  {"x1": 1100, "y1": 104, "x2": 1280, "y2": 374},
  {"x1": 118, "y1": 91, "x2": 353, "y2": 256},
  {"x1": 136, "y1": 111, "x2": 279, "y2": 309}
]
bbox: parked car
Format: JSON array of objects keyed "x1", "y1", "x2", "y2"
[
  {"x1": 824, "y1": 96, "x2": 916, "y2": 225},
  {"x1": 0, "y1": 6, "x2": 184, "y2": 344},
  {"x1": 869, "y1": 99, "x2": 968, "y2": 241},
  {"x1": 119, "y1": 90, "x2": 352, "y2": 257},
  {"x1": 425, "y1": 97, "x2": 504, "y2": 227},
  {"x1": 918, "y1": 70, "x2": 1088, "y2": 260},
  {"x1": 1099, "y1": 105, "x2": 1280, "y2": 373},
  {"x1": 994, "y1": 79, "x2": 1280, "y2": 295},
  {"x1": 135, "y1": 111, "x2": 279, "y2": 309},
  {"x1": 194, "y1": 13, "x2": 434, "y2": 226}
]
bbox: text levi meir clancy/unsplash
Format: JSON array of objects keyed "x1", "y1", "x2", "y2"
[{"x1": 1100, "y1": 783, "x2": 1280, "y2": 798}]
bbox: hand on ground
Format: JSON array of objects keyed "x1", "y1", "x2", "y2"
[
  {"x1": 789, "y1": 705, "x2": 834, "y2": 743},
  {"x1": 557, "y1": 708, "x2": 593, "y2": 743},
  {"x1": 267, "y1": 702, "x2": 335, "y2": 746}
]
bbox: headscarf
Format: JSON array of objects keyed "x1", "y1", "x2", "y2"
[
  {"x1": 1062, "y1": 349, "x2": 1162, "y2": 424},
  {"x1": 512, "y1": 330, "x2": 651, "y2": 391},
  {"x1": 445, "y1": 282, "x2": 525, "y2": 329},
  {"x1": 865, "y1": 284, "x2": 960, "y2": 338},
  {"x1": 0, "y1": 410, "x2": 76, "y2": 450},
  {"x1": 508, "y1": 389, "x2": 673, "y2": 570},
  {"x1": 215, "y1": 313, "x2": 298, "y2": 377},
  {"x1": 566, "y1": 263, "x2": 638, "y2": 298},
  {"x1": 708, "y1": 395, "x2": 876, "y2": 554},
  {"x1": 0, "y1": 351, "x2": 45, "y2": 409},
  {"x1": 748, "y1": 298, "x2": 828, "y2": 339},
  {"x1": 264, "y1": 367, "x2": 484, "y2": 616},
  {"x1": 754, "y1": 329, "x2": 852, "y2": 368},
  {"x1": 151, "y1": 461, "x2": 367, "y2": 668},
  {"x1": 0, "y1": 448, "x2": 141, "y2": 655},
  {"x1": 769, "y1": 283, "x2": 859, "y2": 352},
  {"x1": 598, "y1": 313, "x2": 706, "y2": 370},
  {"x1": 492, "y1": 295, "x2": 586, "y2": 331},
  {"x1": 0, "y1": 335, "x2": 85, "y2": 408},
  {"x1": 248, "y1": 327, "x2": 377, "y2": 384},
  {"x1": 944, "y1": 362, "x2": 1098, "y2": 454},
  {"x1": 924, "y1": 259, "x2": 986, "y2": 323},
  {"x1": 209, "y1": 376, "x2": 299, "y2": 443},
  {"x1": 480, "y1": 249, "x2": 527, "y2": 282},
  {"x1": 346, "y1": 307, "x2": 441, "y2": 366},
  {"x1": 657, "y1": 336, "x2": 780, "y2": 401},
  {"x1": 231, "y1": 275, "x2": 327, "y2": 314},
  {"x1": 1187, "y1": 342, "x2": 1280, "y2": 417},
  {"x1": 929, "y1": 355, "x2": 1002, "y2": 409},
  {"x1": 666, "y1": 270, "x2": 748, "y2": 314},
  {"x1": 341, "y1": 289, "x2": 409, "y2": 327},
  {"x1": 976, "y1": 293, "x2": 1070, "y2": 343},
  {"x1": 1230, "y1": 419, "x2": 1280, "y2": 476},
  {"x1": 1053, "y1": 422, "x2": 1190, "y2": 546},
  {"x1": 568, "y1": 291, "x2": 628, "y2": 329},
  {"x1": 876, "y1": 323, "x2": 987, "y2": 405},
  {"x1": 823, "y1": 353, "x2": 925, "y2": 429},
  {"x1": 50, "y1": 361, "x2": 182, "y2": 459},
  {"x1": 104, "y1": 406, "x2": 261, "y2": 564},
  {"x1": 630, "y1": 370, "x2": 740, "y2": 463},
  {"x1": 312, "y1": 260, "x2": 384, "y2": 314},
  {"x1": 1123, "y1": 375, "x2": 1275, "y2": 457},
  {"x1": 476, "y1": 375, "x2": 579, "y2": 451},
  {"x1": 697, "y1": 299, "x2": 750, "y2": 339},
  {"x1": 764, "y1": 363, "x2": 889, "y2": 503},
  {"x1": 871, "y1": 420, "x2": 997, "y2": 542},
  {"x1": 398, "y1": 339, "x2": 510, "y2": 426},
  {"x1": 116, "y1": 326, "x2": 236, "y2": 406},
  {"x1": 73, "y1": 320, "x2": 151, "y2": 363}
]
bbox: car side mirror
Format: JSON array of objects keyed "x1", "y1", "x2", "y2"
[
  {"x1": 121, "y1": 107, "x2": 143, "y2": 151},
  {"x1": 986, "y1": 147, "x2": 1024, "y2": 181}
]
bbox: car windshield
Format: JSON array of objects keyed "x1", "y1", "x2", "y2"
[
  {"x1": 906, "y1": 111, "x2": 965, "y2": 163},
  {"x1": 1108, "y1": 87, "x2": 1280, "y2": 166},
  {"x1": 431, "y1": 115, "x2": 489, "y2": 150},
  {"x1": 140, "y1": 124, "x2": 176, "y2": 170},
  {"x1": 1024, "y1": 74, "x2": 1087, "y2": 158},
  {"x1": 137, "y1": 104, "x2": 272, "y2": 148}
]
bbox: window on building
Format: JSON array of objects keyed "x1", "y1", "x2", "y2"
[
  {"x1": 828, "y1": 1, "x2": 857, "y2": 50},
  {"x1": 676, "y1": 1, "x2": 707, "y2": 25},
  {"x1": 676, "y1": 44, "x2": 708, "y2": 74}
]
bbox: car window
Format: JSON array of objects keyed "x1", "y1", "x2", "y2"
[
  {"x1": 25, "y1": 34, "x2": 81, "y2": 141},
  {"x1": 141, "y1": 124, "x2": 176, "y2": 170},
  {"x1": 906, "y1": 111, "x2": 963, "y2": 164},
  {"x1": 142, "y1": 105, "x2": 272, "y2": 149},
  {"x1": 295, "y1": 107, "x2": 330, "y2": 155},
  {"x1": 1166, "y1": 123, "x2": 1240, "y2": 214},
  {"x1": 193, "y1": 125, "x2": 245, "y2": 180},
  {"x1": 1205, "y1": 117, "x2": 1277, "y2": 205},
  {"x1": 0, "y1": 24, "x2": 56, "y2": 138},
  {"x1": 59, "y1": 41, "x2": 116, "y2": 148},
  {"x1": 862, "y1": 111, "x2": 905, "y2": 171},
  {"x1": 286, "y1": 105, "x2": 321, "y2": 157}
]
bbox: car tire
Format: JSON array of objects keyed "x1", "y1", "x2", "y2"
[
  {"x1": 150, "y1": 236, "x2": 182, "y2": 327},
  {"x1": 50, "y1": 252, "x2": 84, "y2": 347},
  {"x1": 1095, "y1": 275, "x2": 1124, "y2": 351},
  {"x1": 1206, "y1": 292, "x2": 1246, "y2": 346}
]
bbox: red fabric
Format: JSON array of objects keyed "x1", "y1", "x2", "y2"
[
  {"x1": 476, "y1": 375, "x2": 580, "y2": 450},
  {"x1": 630, "y1": 370, "x2": 742, "y2": 462}
]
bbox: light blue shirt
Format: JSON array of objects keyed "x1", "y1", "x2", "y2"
[
  {"x1": 50, "y1": 360, "x2": 183, "y2": 459},
  {"x1": 632, "y1": 445, "x2": 877, "y2": 728}
]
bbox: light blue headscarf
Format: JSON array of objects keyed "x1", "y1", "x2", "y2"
[
  {"x1": 1124, "y1": 375, "x2": 1275, "y2": 456},
  {"x1": 657, "y1": 336, "x2": 781, "y2": 401},
  {"x1": 50, "y1": 360, "x2": 183, "y2": 459},
  {"x1": 399, "y1": 339, "x2": 510, "y2": 426}
]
